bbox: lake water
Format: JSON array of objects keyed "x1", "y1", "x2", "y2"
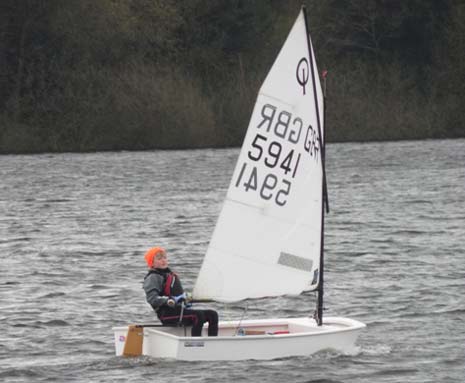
[{"x1": 1, "y1": 139, "x2": 464, "y2": 382}]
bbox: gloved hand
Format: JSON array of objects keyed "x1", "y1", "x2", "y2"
[
  {"x1": 166, "y1": 297, "x2": 176, "y2": 307},
  {"x1": 174, "y1": 293, "x2": 187, "y2": 303},
  {"x1": 176, "y1": 292, "x2": 193, "y2": 303}
]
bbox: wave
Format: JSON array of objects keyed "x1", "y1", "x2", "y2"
[
  {"x1": 40, "y1": 292, "x2": 66, "y2": 298},
  {"x1": 38, "y1": 319, "x2": 70, "y2": 327},
  {"x1": 0, "y1": 368, "x2": 42, "y2": 380},
  {"x1": 0, "y1": 281, "x2": 20, "y2": 285},
  {"x1": 360, "y1": 344, "x2": 392, "y2": 356},
  {"x1": 12, "y1": 319, "x2": 70, "y2": 328}
]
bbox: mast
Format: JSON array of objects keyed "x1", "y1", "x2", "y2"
[{"x1": 302, "y1": 6, "x2": 328, "y2": 326}]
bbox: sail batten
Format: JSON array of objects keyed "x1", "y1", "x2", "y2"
[{"x1": 193, "y1": 9, "x2": 324, "y2": 303}]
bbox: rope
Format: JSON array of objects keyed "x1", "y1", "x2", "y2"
[{"x1": 234, "y1": 302, "x2": 249, "y2": 336}]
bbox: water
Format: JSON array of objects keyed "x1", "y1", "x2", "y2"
[{"x1": 1, "y1": 139, "x2": 464, "y2": 382}]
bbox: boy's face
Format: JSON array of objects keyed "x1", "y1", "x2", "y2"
[{"x1": 153, "y1": 250, "x2": 168, "y2": 269}]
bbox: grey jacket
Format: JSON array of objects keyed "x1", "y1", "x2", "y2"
[{"x1": 143, "y1": 271, "x2": 169, "y2": 310}]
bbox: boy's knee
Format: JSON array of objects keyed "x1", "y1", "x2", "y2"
[
  {"x1": 195, "y1": 311, "x2": 206, "y2": 322},
  {"x1": 207, "y1": 310, "x2": 218, "y2": 321}
]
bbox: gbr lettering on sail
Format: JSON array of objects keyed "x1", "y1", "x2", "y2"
[{"x1": 233, "y1": 101, "x2": 320, "y2": 207}]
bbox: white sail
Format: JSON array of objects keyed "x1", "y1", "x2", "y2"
[{"x1": 194, "y1": 10, "x2": 325, "y2": 302}]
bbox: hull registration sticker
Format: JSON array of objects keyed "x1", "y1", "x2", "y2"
[{"x1": 184, "y1": 341, "x2": 205, "y2": 348}]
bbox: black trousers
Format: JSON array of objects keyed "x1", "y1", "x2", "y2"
[{"x1": 157, "y1": 306, "x2": 219, "y2": 336}]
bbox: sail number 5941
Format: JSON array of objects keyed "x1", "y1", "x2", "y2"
[{"x1": 235, "y1": 163, "x2": 291, "y2": 206}]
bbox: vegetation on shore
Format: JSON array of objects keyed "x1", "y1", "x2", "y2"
[{"x1": 1, "y1": 0, "x2": 464, "y2": 154}]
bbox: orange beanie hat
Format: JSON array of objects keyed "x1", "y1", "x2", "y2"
[{"x1": 144, "y1": 247, "x2": 165, "y2": 268}]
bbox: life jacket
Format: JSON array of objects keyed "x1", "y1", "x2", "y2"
[{"x1": 146, "y1": 268, "x2": 184, "y2": 297}]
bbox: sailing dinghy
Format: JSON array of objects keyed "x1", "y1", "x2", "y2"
[{"x1": 113, "y1": 6, "x2": 365, "y2": 361}]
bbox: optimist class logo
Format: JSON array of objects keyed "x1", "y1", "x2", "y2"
[{"x1": 296, "y1": 57, "x2": 309, "y2": 95}]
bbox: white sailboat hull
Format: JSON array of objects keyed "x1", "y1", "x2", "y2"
[{"x1": 113, "y1": 316, "x2": 365, "y2": 361}]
